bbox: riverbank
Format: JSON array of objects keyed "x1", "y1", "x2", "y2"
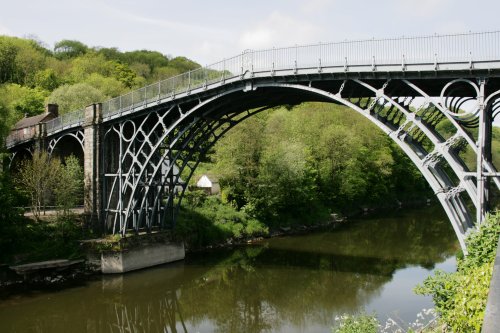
[{"x1": 0, "y1": 199, "x2": 438, "y2": 289}]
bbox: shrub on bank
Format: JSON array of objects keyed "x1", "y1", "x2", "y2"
[
  {"x1": 176, "y1": 191, "x2": 269, "y2": 249},
  {"x1": 415, "y1": 213, "x2": 500, "y2": 332},
  {"x1": 332, "y1": 313, "x2": 379, "y2": 333}
]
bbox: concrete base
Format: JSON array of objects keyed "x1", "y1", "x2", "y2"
[{"x1": 101, "y1": 242, "x2": 185, "y2": 274}]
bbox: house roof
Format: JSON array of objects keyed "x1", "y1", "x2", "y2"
[
  {"x1": 198, "y1": 174, "x2": 219, "y2": 182},
  {"x1": 196, "y1": 174, "x2": 220, "y2": 188},
  {"x1": 13, "y1": 113, "x2": 55, "y2": 130}
]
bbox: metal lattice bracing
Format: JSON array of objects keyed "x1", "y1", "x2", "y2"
[
  {"x1": 6, "y1": 31, "x2": 500, "y2": 250},
  {"x1": 47, "y1": 130, "x2": 85, "y2": 156},
  {"x1": 99, "y1": 77, "x2": 500, "y2": 249}
]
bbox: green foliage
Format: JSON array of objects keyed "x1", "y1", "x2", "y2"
[
  {"x1": 120, "y1": 50, "x2": 170, "y2": 71},
  {"x1": 0, "y1": 171, "x2": 25, "y2": 262},
  {"x1": 8, "y1": 214, "x2": 87, "y2": 263},
  {"x1": 0, "y1": 83, "x2": 47, "y2": 132},
  {"x1": 54, "y1": 39, "x2": 88, "y2": 59},
  {"x1": 151, "y1": 66, "x2": 181, "y2": 81},
  {"x1": 0, "y1": 37, "x2": 18, "y2": 83},
  {"x1": 0, "y1": 83, "x2": 48, "y2": 124},
  {"x1": 0, "y1": 36, "x2": 47, "y2": 85},
  {"x1": 414, "y1": 213, "x2": 500, "y2": 332},
  {"x1": 332, "y1": 313, "x2": 379, "y2": 333},
  {"x1": 0, "y1": 101, "x2": 11, "y2": 144},
  {"x1": 15, "y1": 151, "x2": 61, "y2": 219},
  {"x1": 48, "y1": 83, "x2": 106, "y2": 114},
  {"x1": 54, "y1": 155, "x2": 84, "y2": 215},
  {"x1": 112, "y1": 62, "x2": 136, "y2": 88},
  {"x1": 68, "y1": 52, "x2": 114, "y2": 82},
  {"x1": 31, "y1": 68, "x2": 60, "y2": 91},
  {"x1": 211, "y1": 103, "x2": 430, "y2": 225},
  {"x1": 0, "y1": 35, "x2": 202, "y2": 134},
  {"x1": 84, "y1": 73, "x2": 126, "y2": 97},
  {"x1": 11, "y1": 86, "x2": 48, "y2": 116},
  {"x1": 176, "y1": 193, "x2": 268, "y2": 249},
  {"x1": 461, "y1": 213, "x2": 500, "y2": 270},
  {"x1": 167, "y1": 56, "x2": 200, "y2": 72}
]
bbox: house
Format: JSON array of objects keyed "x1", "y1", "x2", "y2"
[
  {"x1": 6, "y1": 104, "x2": 59, "y2": 147},
  {"x1": 196, "y1": 174, "x2": 220, "y2": 195}
]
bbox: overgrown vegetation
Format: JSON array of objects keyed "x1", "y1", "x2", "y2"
[
  {"x1": 331, "y1": 309, "x2": 441, "y2": 333},
  {"x1": 414, "y1": 213, "x2": 500, "y2": 332},
  {"x1": 187, "y1": 103, "x2": 432, "y2": 230},
  {"x1": 176, "y1": 190, "x2": 268, "y2": 249},
  {"x1": 332, "y1": 313, "x2": 379, "y2": 333},
  {"x1": 15, "y1": 152, "x2": 83, "y2": 219},
  {"x1": 0, "y1": 169, "x2": 87, "y2": 263},
  {"x1": 0, "y1": 150, "x2": 86, "y2": 263},
  {"x1": 0, "y1": 35, "x2": 200, "y2": 126},
  {"x1": 0, "y1": 170, "x2": 25, "y2": 262}
]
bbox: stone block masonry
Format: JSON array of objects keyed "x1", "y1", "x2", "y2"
[
  {"x1": 83, "y1": 103, "x2": 103, "y2": 232},
  {"x1": 101, "y1": 242, "x2": 185, "y2": 274}
]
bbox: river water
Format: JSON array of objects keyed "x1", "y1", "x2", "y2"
[{"x1": 0, "y1": 206, "x2": 458, "y2": 333}]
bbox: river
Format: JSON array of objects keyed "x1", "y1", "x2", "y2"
[{"x1": 0, "y1": 206, "x2": 458, "y2": 333}]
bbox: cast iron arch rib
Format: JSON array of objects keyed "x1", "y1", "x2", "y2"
[{"x1": 103, "y1": 79, "x2": 500, "y2": 249}]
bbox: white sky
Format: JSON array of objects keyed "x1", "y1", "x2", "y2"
[{"x1": 1, "y1": 0, "x2": 499, "y2": 65}]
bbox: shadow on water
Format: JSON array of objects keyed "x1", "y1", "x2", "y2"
[{"x1": 0, "y1": 205, "x2": 459, "y2": 333}]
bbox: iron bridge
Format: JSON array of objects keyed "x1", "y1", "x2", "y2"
[{"x1": 6, "y1": 31, "x2": 500, "y2": 250}]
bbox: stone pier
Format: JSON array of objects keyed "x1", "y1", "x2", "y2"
[
  {"x1": 83, "y1": 103, "x2": 103, "y2": 232},
  {"x1": 101, "y1": 242, "x2": 185, "y2": 274}
]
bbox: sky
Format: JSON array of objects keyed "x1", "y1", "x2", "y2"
[{"x1": 0, "y1": 0, "x2": 499, "y2": 65}]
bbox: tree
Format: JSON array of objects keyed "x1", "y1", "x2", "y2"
[
  {"x1": 168, "y1": 56, "x2": 201, "y2": 73},
  {"x1": 14, "y1": 40, "x2": 46, "y2": 85},
  {"x1": 11, "y1": 86, "x2": 48, "y2": 117},
  {"x1": 16, "y1": 152, "x2": 61, "y2": 220},
  {"x1": 84, "y1": 73, "x2": 126, "y2": 97},
  {"x1": 121, "y1": 50, "x2": 169, "y2": 71},
  {"x1": 0, "y1": 84, "x2": 48, "y2": 127},
  {"x1": 0, "y1": 38, "x2": 18, "y2": 83},
  {"x1": 54, "y1": 39, "x2": 88, "y2": 59},
  {"x1": 48, "y1": 82, "x2": 106, "y2": 114},
  {"x1": 68, "y1": 52, "x2": 114, "y2": 82},
  {"x1": 0, "y1": 101, "x2": 10, "y2": 146},
  {"x1": 31, "y1": 68, "x2": 60, "y2": 91},
  {"x1": 0, "y1": 171, "x2": 24, "y2": 262},
  {"x1": 112, "y1": 62, "x2": 136, "y2": 88},
  {"x1": 151, "y1": 66, "x2": 181, "y2": 81},
  {"x1": 54, "y1": 155, "x2": 83, "y2": 215}
]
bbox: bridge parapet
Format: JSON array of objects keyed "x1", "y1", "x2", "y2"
[
  {"x1": 45, "y1": 108, "x2": 85, "y2": 135},
  {"x1": 101, "y1": 31, "x2": 500, "y2": 120},
  {"x1": 5, "y1": 124, "x2": 40, "y2": 148}
]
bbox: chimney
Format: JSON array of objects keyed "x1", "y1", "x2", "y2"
[{"x1": 45, "y1": 104, "x2": 59, "y2": 117}]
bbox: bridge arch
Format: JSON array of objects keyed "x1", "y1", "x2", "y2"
[
  {"x1": 103, "y1": 78, "x2": 500, "y2": 249},
  {"x1": 8, "y1": 147, "x2": 34, "y2": 169},
  {"x1": 47, "y1": 131, "x2": 84, "y2": 159}
]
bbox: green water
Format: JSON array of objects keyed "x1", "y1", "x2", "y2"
[{"x1": 0, "y1": 206, "x2": 458, "y2": 332}]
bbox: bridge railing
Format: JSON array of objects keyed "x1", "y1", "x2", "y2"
[
  {"x1": 19, "y1": 31, "x2": 500, "y2": 137},
  {"x1": 45, "y1": 108, "x2": 85, "y2": 135},
  {"x1": 101, "y1": 54, "x2": 243, "y2": 118}
]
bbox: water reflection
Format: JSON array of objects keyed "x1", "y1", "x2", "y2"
[{"x1": 0, "y1": 207, "x2": 458, "y2": 333}]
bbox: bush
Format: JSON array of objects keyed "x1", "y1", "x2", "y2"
[
  {"x1": 415, "y1": 213, "x2": 500, "y2": 332},
  {"x1": 332, "y1": 313, "x2": 379, "y2": 333},
  {"x1": 0, "y1": 171, "x2": 25, "y2": 262},
  {"x1": 176, "y1": 192, "x2": 269, "y2": 249}
]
